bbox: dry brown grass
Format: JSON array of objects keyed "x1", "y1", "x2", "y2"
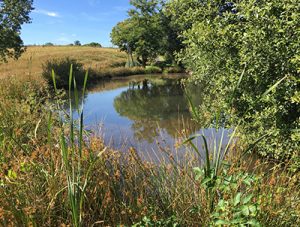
[{"x1": 0, "y1": 46, "x2": 127, "y2": 79}]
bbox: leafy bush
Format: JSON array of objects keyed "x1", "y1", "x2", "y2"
[
  {"x1": 207, "y1": 169, "x2": 260, "y2": 226},
  {"x1": 145, "y1": 65, "x2": 162, "y2": 74},
  {"x1": 43, "y1": 42, "x2": 54, "y2": 46},
  {"x1": 84, "y1": 42, "x2": 102, "y2": 48},
  {"x1": 171, "y1": 0, "x2": 300, "y2": 168},
  {"x1": 163, "y1": 66, "x2": 184, "y2": 74},
  {"x1": 42, "y1": 58, "x2": 86, "y2": 88}
]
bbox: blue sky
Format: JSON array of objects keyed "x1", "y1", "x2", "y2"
[{"x1": 21, "y1": 0, "x2": 131, "y2": 47}]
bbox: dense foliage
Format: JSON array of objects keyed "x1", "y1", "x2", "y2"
[
  {"x1": 0, "y1": 0, "x2": 33, "y2": 61},
  {"x1": 74, "y1": 40, "x2": 81, "y2": 46},
  {"x1": 42, "y1": 58, "x2": 87, "y2": 88},
  {"x1": 168, "y1": 0, "x2": 300, "y2": 168},
  {"x1": 111, "y1": 0, "x2": 182, "y2": 66},
  {"x1": 84, "y1": 42, "x2": 102, "y2": 48},
  {"x1": 111, "y1": 0, "x2": 163, "y2": 66}
]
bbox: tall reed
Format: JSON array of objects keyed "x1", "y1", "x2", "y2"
[{"x1": 51, "y1": 65, "x2": 90, "y2": 227}]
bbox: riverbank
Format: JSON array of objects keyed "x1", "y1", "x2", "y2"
[{"x1": 0, "y1": 75, "x2": 299, "y2": 226}]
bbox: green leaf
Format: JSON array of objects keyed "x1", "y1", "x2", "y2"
[
  {"x1": 51, "y1": 69, "x2": 57, "y2": 92},
  {"x1": 242, "y1": 194, "x2": 253, "y2": 204},
  {"x1": 246, "y1": 219, "x2": 261, "y2": 226},
  {"x1": 234, "y1": 192, "x2": 241, "y2": 206},
  {"x1": 249, "y1": 205, "x2": 257, "y2": 214},
  {"x1": 261, "y1": 75, "x2": 287, "y2": 98},
  {"x1": 215, "y1": 219, "x2": 230, "y2": 225},
  {"x1": 201, "y1": 177, "x2": 212, "y2": 186},
  {"x1": 193, "y1": 167, "x2": 203, "y2": 180},
  {"x1": 241, "y1": 205, "x2": 250, "y2": 216}
]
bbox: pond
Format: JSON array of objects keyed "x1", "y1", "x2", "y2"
[{"x1": 71, "y1": 74, "x2": 230, "y2": 161}]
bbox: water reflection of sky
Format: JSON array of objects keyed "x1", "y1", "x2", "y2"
[{"x1": 74, "y1": 74, "x2": 231, "y2": 160}]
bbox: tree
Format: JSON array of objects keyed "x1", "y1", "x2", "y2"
[
  {"x1": 128, "y1": 0, "x2": 165, "y2": 66},
  {"x1": 84, "y1": 42, "x2": 102, "y2": 48},
  {"x1": 169, "y1": 0, "x2": 300, "y2": 167},
  {"x1": 0, "y1": 0, "x2": 33, "y2": 62},
  {"x1": 159, "y1": 2, "x2": 184, "y2": 64},
  {"x1": 111, "y1": 0, "x2": 165, "y2": 67},
  {"x1": 43, "y1": 42, "x2": 54, "y2": 46},
  {"x1": 74, "y1": 40, "x2": 81, "y2": 46},
  {"x1": 111, "y1": 18, "x2": 139, "y2": 67}
]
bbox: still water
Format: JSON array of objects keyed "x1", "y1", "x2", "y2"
[{"x1": 73, "y1": 74, "x2": 229, "y2": 160}]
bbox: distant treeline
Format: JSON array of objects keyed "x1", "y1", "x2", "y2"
[{"x1": 27, "y1": 41, "x2": 103, "y2": 47}]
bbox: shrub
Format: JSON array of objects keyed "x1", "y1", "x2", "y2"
[
  {"x1": 163, "y1": 66, "x2": 184, "y2": 74},
  {"x1": 42, "y1": 58, "x2": 86, "y2": 88},
  {"x1": 145, "y1": 65, "x2": 162, "y2": 74},
  {"x1": 84, "y1": 42, "x2": 102, "y2": 48},
  {"x1": 171, "y1": 0, "x2": 300, "y2": 168},
  {"x1": 43, "y1": 42, "x2": 54, "y2": 46}
]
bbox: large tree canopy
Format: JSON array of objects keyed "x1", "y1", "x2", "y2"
[
  {"x1": 111, "y1": 0, "x2": 163, "y2": 66},
  {"x1": 0, "y1": 0, "x2": 33, "y2": 62},
  {"x1": 111, "y1": 0, "x2": 182, "y2": 66}
]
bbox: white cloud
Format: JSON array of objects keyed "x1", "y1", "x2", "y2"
[{"x1": 33, "y1": 9, "x2": 60, "y2": 17}]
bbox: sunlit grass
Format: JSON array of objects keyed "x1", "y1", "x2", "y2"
[
  {"x1": 0, "y1": 67, "x2": 299, "y2": 226},
  {"x1": 0, "y1": 46, "x2": 127, "y2": 78}
]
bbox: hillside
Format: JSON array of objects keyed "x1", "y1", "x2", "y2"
[{"x1": 0, "y1": 46, "x2": 127, "y2": 78}]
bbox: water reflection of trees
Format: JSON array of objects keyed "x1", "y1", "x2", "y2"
[{"x1": 114, "y1": 78, "x2": 202, "y2": 142}]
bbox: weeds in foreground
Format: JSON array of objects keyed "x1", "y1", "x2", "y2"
[{"x1": 0, "y1": 72, "x2": 299, "y2": 226}]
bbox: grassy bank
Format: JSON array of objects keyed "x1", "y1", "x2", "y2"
[
  {"x1": 0, "y1": 46, "x2": 183, "y2": 86},
  {"x1": 0, "y1": 74, "x2": 299, "y2": 226},
  {"x1": 0, "y1": 46, "x2": 127, "y2": 78}
]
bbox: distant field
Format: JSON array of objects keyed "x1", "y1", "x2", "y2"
[{"x1": 0, "y1": 46, "x2": 127, "y2": 78}]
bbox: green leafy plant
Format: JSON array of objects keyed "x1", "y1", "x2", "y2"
[
  {"x1": 171, "y1": 0, "x2": 300, "y2": 168},
  {"x1": 132, "y1": 215, "x2": 179, "y2": 227}
]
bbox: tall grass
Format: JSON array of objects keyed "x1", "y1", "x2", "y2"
[
  {"x1": 51, "y1": 65, "x2": 91, "y2": 226},
  {"x1": 0, "y1": 70, "x2": 299, "y2": 226}
]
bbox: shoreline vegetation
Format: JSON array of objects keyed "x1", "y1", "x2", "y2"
[{"x1": 0, "y1": 72, "x2": 299, "y2": 226}]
